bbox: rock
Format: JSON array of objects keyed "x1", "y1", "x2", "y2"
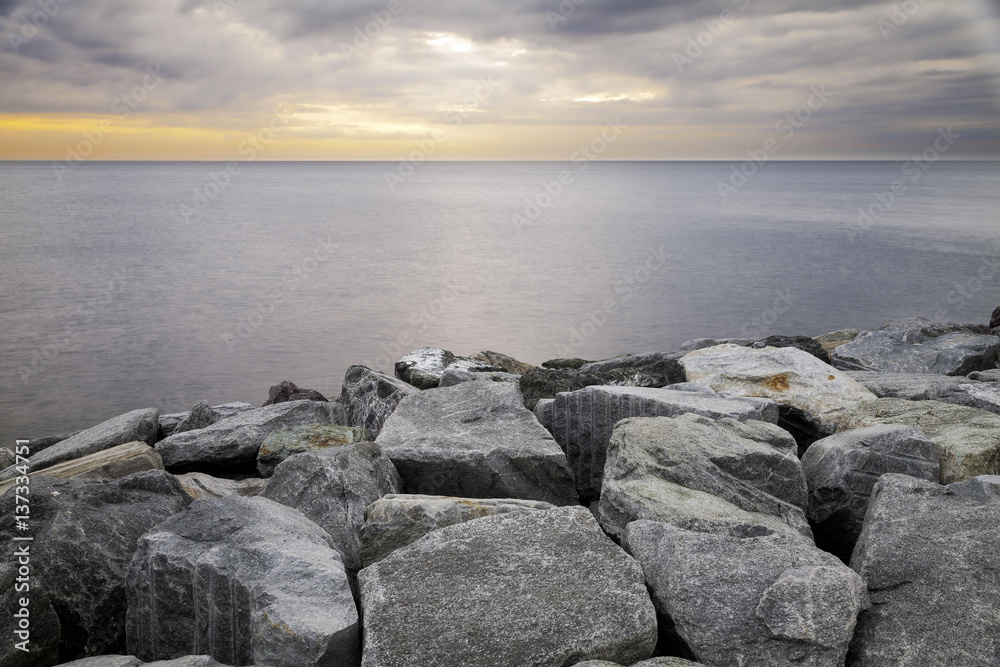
[
  {"x1": 830, "y1": 398, "x2": 1000, "y2": 483},
  {"x1": 256, "y1": 424, "x2": 370, "y2": 477},
  {"x1": 814, "y1": 329, "x2": 859, "y2": 344},
  {"x1": 141, "y1": 659, "x2": 233, "y2": 667},
  {"x1": 677, "y1": 337, "x2": 756, "y2": 353},
  {"x1": 158, "y1": 403, "x2": 255, "y2": 439},
  {"x1": 848, "y1": 370, "x2": 1000, "y2": 415},
  {"x1": 174, "y1": 472, "x2": 268, "y2": 500},
  {"x1": 680, "y1": 344, "x2": 877, "y2": 444},
  {"x1": 549, "y1": 384, "x2": 779, "y2": 501},
  {"x1": 375, "y1": 381, "x2": 578, "y2": 506},
  {"x1": 340, "y1": 365, "x2": 418, "y2": 439},
  {"x1": 0, "y1": 559, "x2": 60, "y2": 666},
  {"x1": 542, "y1": 358, "x2": 592, "y2": 369},
  {"x1": 0, "y1": 471, "x2": 192, "y2": 663},
  {"x1": 358, "y1": 506, "x2": 657, "y2": 667},
  {"x1": 170, "y1": 401, "x2": 221, "y2": 435},
  {"x1": 438, "y1": 368, "x2": 521, "y2": 387},
  {"x1": 518, "y1": 366, "x2": 671, "y2": 411},
  {"x1": 360, "y1": 494, "x2": 556, "y2": 566},
  {"x1": 598, "y1": 415, "x2": 812, "y2": 541},
  {"x1": 126, "y1": 496, "x2": 360, "y2": 667},
  {"x1": 801, "y1": 425, "x2": 939, "y2": 561},
  {"x1": 59, "y1": 658, "x2": 230, "y2": 667},
  {"x1": 534, "y1": 398, "x2": 555, "y2": 432},
  {"x1": 261, "y1": 380, "x2": 329, "y2": 406},
  {"x1": 262, "y1": 442, "x2": 402, "y2": 571},
  {"x1": 991, "y1": 305, "x2": 1000, "y2": 332},
  {"x1": 394, "y1": 347, "x2": 499, "y2": 390},
  {"x1": 155, "y1": 400, "x2": 345, "y2": 473},
  {"x1": 624, "y1": 520, "x2": 868, "y2": 667},
  {"x1": 750, "y1": 335, "x2": 831, "y2": 363},
  {"x1": 848, "y1": 474, "x2": 1000, "y2": 666},
  {"x1": 0, "y1": 408, "x2": 160, "y2": 483},
  {"x1": 25, "y1": 430, "x2": 83, "y2": 455},
  {"x1": 471, "y1": 350, "x2": 535, "y2": 374},
  {"x1": 580, "y1": 351, "x2": 687, "y2": 384},
  {"x1": 831, "y1": 317, "x2": 1000, "y2": 375},
  {"x1": 0, "y1": 447, "x2": 14, "y2": 470},
  {"x1": 573, "y1": 660, "x2": 703, "y2": 667},
  {"x1": 0, "y1": 441, "x2": 163, "y2": 496},
  {"x1": 969, "y1": 368, "x2": 1000, "y2": 382}
]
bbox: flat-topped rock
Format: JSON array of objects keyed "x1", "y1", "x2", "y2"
[
  {"x1": 830, "y1": 398, "x2": 1000, "y2": 483},
  {"x1": 438, "y1": 368, "x2": 521, "y2": 387},
  {"x1": 598, "y1": 414, "x2": 812, "y2": 542},
  {"x1": 358, "y1": 506, "x2": 657, "y2": 667},
  {"x1": 340, "y1": 365, "x2": 418, "y2": 438},
  {"x1": 0, "y1": 440, "x2": 163, "y2": 496},
  {"x1": 155, "y1": 400, "x2": 345, "y2": 472},
  {"x1": 549, "y1": 384, "x2": 779, "y2": 501},
  {"x1": 375, "y1": 381, "x2": 578, "y2": 505},
  {"x1": 849, "y1": 370, "x2": 1000, "y2": 415},
  {"x1": 256, "y1": 423, "x2": 370, "y2": 477},
  {"x1": 849, "y1": 474, "x2": 1000, "y2": 666},
  {"x1": 126, "y1": 496, "x2": 359, "y2": 667},
  {"x1": 360, "y1": 494, "x2": 556, "y2": 566},
  {"x1": 471, "y1": 350, "x2": 535, "y2": 374}
]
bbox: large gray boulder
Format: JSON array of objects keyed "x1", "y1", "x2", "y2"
[
  {"x1": 848, "y1": 371, "x2": 1000, "y2": 414},
  {"x1": 340, "y1": 365, "x2": 418, "y2": 438},
  {"x1": 549, "y1": 384, "x2": 778, "y2": 501},
  {"x1": 0, "y1": 408, "x2": 160, "y2": 483},
  {"x1": 261, "y1": 442, "x2": 402, "y2": 571},
  {"x1": 0, "y1": 471, "x2": 192, "y2": 664},
  {"x1": 849, "y1": 474, "x2": 1000, "y2": 666},
  {"x1": 394, "y1": 347, "x2": 499, "y2": 389},
  {"x1": 358, "y1": 506, "x2": 657, "y2": 667},
  {"x1": 831, "y1": 318, "x2": 1000, "y2": 375},
  {"x1": 126, "y1": 496, "x2": 359, "y2": 667},
  {"x1": 256, "y1": 424, "x2": 370, "y2": 477},
  {"x1": 155, "y1": 400, "x2": 345, "y2": 472},
  {"x1": 158, "y1": 402, "x2": 255, "y2": 439},
  {"x1": 624, "y1": 520, "x2": 868, "y2": 667},
  {"x1": 598, "y1": 415, "x2": 812, "y2": 542},
  {"x1": 680, "y1": 344, "x2": 877, "y2": 443},
  {"x1": 360, "y1": 494, "x2": 556, "y2": 566},
  {"x1": 0, "y1": 441, "x2": 163, "y2": 496},
  {"x1": 375, "y1": 381, "x2": 578, "y2": 506},
  {"x1": 802, "y1": 425, "x2": 939, "y2": 561},
  {"x1": 830, "y1": 398, "x2": 1000, "y2": 483}
]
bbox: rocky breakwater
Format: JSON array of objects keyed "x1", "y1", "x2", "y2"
[{"x1": 0, "y1": 319, "x2": 998, "y2": 667}]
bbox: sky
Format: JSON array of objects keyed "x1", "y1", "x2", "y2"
[{"x1": 1, "y1": 0, "x2": 999, "y2": 160}]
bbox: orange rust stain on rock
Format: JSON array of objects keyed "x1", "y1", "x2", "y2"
[
  {"x1": 764, "y1": 374, "x2": 791, "y2": 392},
  {"x1": 828, "y1": 375, "x2": 836, "y2": 381}
]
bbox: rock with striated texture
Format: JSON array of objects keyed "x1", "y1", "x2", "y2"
[
  {"x1": 360, "y1": 494, "x2": 556, "y2": 566},
  {"x1": 256, "y1": 424, "x2": 370, "y2": 477},
  {"x1": 126, "y1": 496, "x2": 359, "y2": 667},
  {"x1": 802, "y1": 425, "x2": 939, "y2": 561},
  {"x1": 438, "y1": 369, "x2": 521, "y2": 387},
  {"x1": 814, "y1": 329, "x2": 860, "y2": 344},
  {"x1": 0, "y1": 447, "x2": 14, "y2": 470},
  {"x1": 519, "y1": 366, "x2": 672, "y2": 411},
  {"x1": 0, "y1": 408, "x2": 160, "y2": 483},
  {"x1": 549, "y1": 384, "x2": 779, "y2": 501},
  {"x1": 831, "y1": 318, "x2": 1000, "y2": 375},
  {"x1": 751, "y1": 335, "x2": 831, "y2": 363},
  {"x1": 174, "y1": 473, "x2": 268, "y2": 500},
  {"x1": 677, "y1": 337, "x2": 756, "y2": 353},
  {"x1": 991, "y1": 305, "x2": 1000, "y2": 332},
  {"x1": 830, "y1": 398, "x2": 1000, "y2": 483},
  {"x1": 340, "y1": 365, "x2": 418, "y2": 439},
  {"x1": 598, "y1": 415, "x2": 811, "y2": 541},
  {"x1": 262, "y1": 442, "x2": 401, "y2": 571},
  {"x1": 580, "y1": 351, "x2": 687, "y2": 384},
  {"x1": 680, "y1": 344, "x2": 877, "y2": 444},
  {"x1": 59, "y1": 657, "x2": 233, "y2": 667},
  {"x1": 261, "y1": 380, "x2": 329, "y2": 406},
  {"x1": 534, "y1": 398, "x2": 555, "y2": 432},
  {"x1": 848, "y1": 371, "x2": 1000, "y2": 415},
  {"x1": 155, "y1": 400, "x2": 345, "y2": 473},
  {"x1": 375, "y1": 381, "x2": 578, "y2": 506},
  {"x1": 394, "y1": 347, "x2": 499, "y2": 390},
  {"x1": 358, "y1": 506, "x2": 657, "y2": 667},
  {"x1": 542, "y1": 358, "x2": 592, "y2": 369},
  {"x1": 624, "y1": 520, "x2": 867, "y2": 667},
  {"x1": 158, "y1": 403, "x2": 255, "y2": 439},
  {"x1": 848, "y1": 474, "x2": 1000, "y2": 666},
  {"x1": 0, "y1": 471, "x2": 192, "y2": 664},
  {"x1": 573, "y1": 660, "x2": 703, "y2": 667},
  {"x1": 471, "y1": 350, "x2": 535, "y2": 374},
  {"x1": 969, "y1": 368, "x2": 1000, "y2": 382},
  {"x1": 0, "y1": 441, "x2": 163, "y2": 496}
]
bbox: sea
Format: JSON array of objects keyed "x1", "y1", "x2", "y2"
[{"x1": 1, "y1": 160, "x2": 998, "y2": 448}]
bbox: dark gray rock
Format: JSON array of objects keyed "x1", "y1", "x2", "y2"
[
  {"x1": 579, "y1": 351, "x2": 687, "y2": 384},
  {"x1": 340, "y1": 365, "x2": 418, "y2": 439},
  {"x1": 969, "y1": 368, "x2": 1000, "y2": 382},
  {"x1": 170, "y1": 401, "x2": 221, "y2": 435},
  {"x1": 848, "y1": 370, "x2": 1000, "y2": 415},
  {"x1": 261, "y1": 380, "x2": 329, "y2": 406},
  {"x1": 155, "y1": 400, "x2": 345, "y2": 473},
  {"x1": 25, "y1": 430, "x2": 83, "y2": 455},
  {"x1": 677, "y1": 337, "x2": 756, "y2": 353},
  {"x1": 624, "y1": 520, "x2": 867, "y2": 667},
  {"x1": 518, "y1": 366, "x2": 671, "y2": 411},
  {"x1": 358, "y1": 507, "x2": 657, "y2": 667},
  {"x1": 831, "y1": 318, "x2": 1000, "y2": 375},
  {"x1": 990, "y1": 305, "x2": 1000, "y2": 332},
  {"x1": 0, "y1": 408, "x2": 160, "y2": 483},
  {"x1": 802, "y1": 425, "x2": 939, "y2": 561},
  {"x1": 375, "y1": 381, "x2": 578, "y2": 506},
  {"x1": 256, "y1": 424, "x2": 370, "y2": 477},
  {"x1": 849, "y1": 474, "x2": 1000, "y2": 666},
  {"x1": 360, "y1": 494, "x2": 556, "y2": 566},
  {"x1": 573, "y1": 660, "x2": 703, "y2": 667},
  {"x1": 598, "y1": 415, "x2": 811, "y2": 541},
  {"x1": 158, "y1": 403, "x2": 255, "y2": 440},
  {"x1": 541, "y1": 358, "x2": 592, "y2": 369},
  {"x1": 549, "y1": 385, "x2": 779, "y2": 502},
  {"x1": 533, "y1": 398, "x2": 555, "y2": 433},
  {"x1": 126, "y1": 496, "x2": 359, "y2": 667},
  {"x1": 394, "y1": 347, "x2": 499, "y2": 389},
  {"x1": 0, "y1": 559, "x2": 60, "y2": 666},
  {"x1": 262, "y1": 442, "x2": 402, "y2": 571},
  {"x1": 0, "y1": 471, "x2": 192, "y2": 664},
  {"x1": 0, "y1": 447, "x2": 14, "y2": 470},
  {"x1": 751, "y1": 335, "x2": 831, "y2": 363},
  {"x1": 59, "y1": 657, "x2": 231, "y2": 667},
  {"x1": 438, "y1": 368, "x2": 521, "y2": 387}
]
